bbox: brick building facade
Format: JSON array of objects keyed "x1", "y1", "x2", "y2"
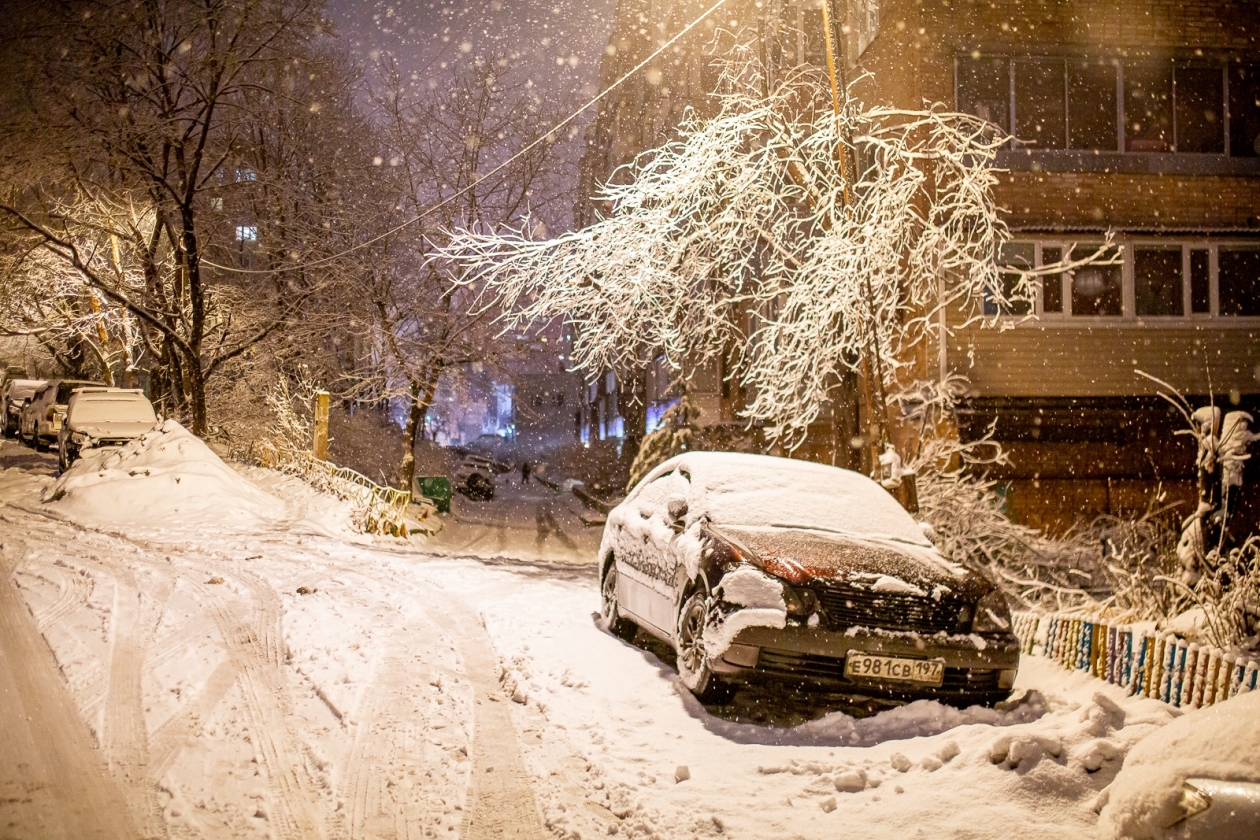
[{"x1": 579, "y1": 0, "x2": 1260, "y2": 529}]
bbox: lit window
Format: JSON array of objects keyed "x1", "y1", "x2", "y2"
[{"x1": 235, "y1": 225, "x2": 258, "y2": 242}]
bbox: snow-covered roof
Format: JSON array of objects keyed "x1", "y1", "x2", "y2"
[{"x1": 645, "y1": 452, "x2": 930, "y2": 547}]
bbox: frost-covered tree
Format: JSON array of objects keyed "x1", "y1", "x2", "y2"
[{"x1": 444, "y1": 47, "x2": 1036, "y2": 454}]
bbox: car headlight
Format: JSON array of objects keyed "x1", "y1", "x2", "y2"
[
  {"x1": 781, "y1": 585, "x2": 818, "y2": 618},
  {"x1": 972, "y1": 589, "x2": 1012, "y2": 634}
]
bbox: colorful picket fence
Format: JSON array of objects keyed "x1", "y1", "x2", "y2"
[{"x1": 1012, "y1": 612, "x2": 1259, "y2": 709}]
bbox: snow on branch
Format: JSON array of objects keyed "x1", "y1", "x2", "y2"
[{"x1": 442, "y1": 47, "x2": 1037, "y2": 445}]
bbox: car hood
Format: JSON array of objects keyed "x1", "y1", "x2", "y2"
[
  {"x1": 69, "y1": 421, "x2": 156, "y2": 440},
  {"x1": 711, "y1": 524, "x2": 985, "y2": 598}
]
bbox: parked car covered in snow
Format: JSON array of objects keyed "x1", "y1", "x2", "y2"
[
  {"x1": 57, "y1": 388, "x2": 158, "y2": 471},
  {"x1": 1097, "y1": 687, "x2": 1260, "y2": 839},
  {"x1": 23, "y1": 378, "x2": 108, "y2": 449},
  {"x1": 2, "y1": 378, "x2": 46, "y2": 437},
  {"x1": 598, "y1": 452, "x2": 1020, "y2": 706}
]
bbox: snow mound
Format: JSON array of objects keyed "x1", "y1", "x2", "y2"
[
  {"x1": 42, "y1": 420, "x2": 287, "y2": 530},
  {"x1": 1096, "y1": 690, "x2": 1260, "y2": 839}
]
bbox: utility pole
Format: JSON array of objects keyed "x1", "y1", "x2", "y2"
[{"x1": 819, "y1": 0, "x2": 885, "y2": 472}]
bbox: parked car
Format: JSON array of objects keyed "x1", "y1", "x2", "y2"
[
  {"x1": 2, "y1": 378, "x2": 46, "y2": 437},
  {"x1": 1097, "y1": 688, "x2": 1260, "y2": 839},
  {"x1": 18, "y1": 387, "x2": 46, "y2": 446},
  {"x1": 24, "y1": 378, "x2": 107, "y2": 449},
  {"x1": 57, "y1": 388, "x2": 158, "y2": 471},
  {"x1": 599, "y1": 452, "x2": 1020, "y2": 706},
  {"x1": 453, "y1": 460, "x2": 496, "y2": 501}
]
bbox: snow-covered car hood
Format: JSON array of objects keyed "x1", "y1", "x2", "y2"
[
  {"x1": 69, "y1": 420, "x2": 158, "y2": 441},
  {"x1": 710, "y1": 524, "x2": 981, "y2": 596}
]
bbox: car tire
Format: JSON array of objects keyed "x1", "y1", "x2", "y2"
[
  {"x1": 600, "y1": 563, "x2": 637, "y2": 642},
  {"x1": 675, "y1": 589, "x2": 735, "y2": 704}
]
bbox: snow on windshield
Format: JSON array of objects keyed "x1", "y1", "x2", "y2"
[
  {"x1": 70, "y1": 396, "x2": 156, "y2": 424},
  {"x1": 678, "y1": 452, "x2": 931, "y2": 546}
]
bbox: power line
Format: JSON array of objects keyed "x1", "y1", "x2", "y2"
[{"x1": 202, "y1": 0, "x2": 732, "y2": 275}]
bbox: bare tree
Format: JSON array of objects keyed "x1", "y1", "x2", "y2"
[
  {"x1": 0, "y1": 0, "x2": 338, "y2": 436},
  {"x1": 358, "y1": 54, "x2": 572, "y2": 490}
]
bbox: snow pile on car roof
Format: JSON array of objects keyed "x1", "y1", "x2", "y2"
[
  {"x1": 659, "y1": 452, "x2": 931, "y2": 546},
  {"x1": 42, "y1": 419, "x2": 287, "y2": 530},
  {"x1": 1096, "y1": 689, "x2": 1260, "y2": 838}
]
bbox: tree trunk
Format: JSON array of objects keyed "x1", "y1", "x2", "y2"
[
  {"x1": 618, "y1": 370, "x2": 648, "y2": 469},
  {"x1": 400, "y1": 367, "x2": 443, "y2": 493}
]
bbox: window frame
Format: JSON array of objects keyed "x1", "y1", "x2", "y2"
[
  {"x1": 997, "y1": 238, "x2": 1260, "y2": 324},
  {"x1": 955, "y1": 53, "x2": 1249, "y2": 159}
]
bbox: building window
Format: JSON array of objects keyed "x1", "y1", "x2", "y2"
[
  {"x1": 1004, "y1": 240, "x2": 1260, "y2": 320},
  {"x1": 956, "y1": 55, "x2": 1257, "y2": 157},
  {"x1": 1133, "y1": 247, "x2": 1182, "y2": 317},
  {"x1": 1068, "y1": 59, "x2": 1118, "y2": 150},
  {"x1": 235, "y1": 225, "x2": 258, "y2": 242},
  {"x1": 1218, "y1": 248, "x2": 1260, "y2": 316},
  {"x1": 1015, "y1": 58, "x2": 1066, "y2": 150},
  {"x1": 988, "y1": 242, "x2": 1034, "y2": 315},
  {"x1": 1068, "y1": 245, "x2": 1123, "y2": 316}
]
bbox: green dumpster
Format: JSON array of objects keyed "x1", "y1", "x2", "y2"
[{"x1": 415, "y1": 476, "x2": 453, "y2": 513}]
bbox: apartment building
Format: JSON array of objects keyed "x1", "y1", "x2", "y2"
[
  {"x1": 580, "y1": 0, "x2": 1260, "y2": 528},
  {"x1": 849, "y1": 0, "x2": 1260, "y2": 529}
]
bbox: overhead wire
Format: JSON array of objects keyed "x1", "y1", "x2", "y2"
[{"x1": 202, "y1": 0, "x2": 732, "y2": 275}]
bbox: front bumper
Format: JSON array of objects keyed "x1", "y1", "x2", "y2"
[{"x1": 714, "y1": 623, "x2": 1020, "y2": 705}]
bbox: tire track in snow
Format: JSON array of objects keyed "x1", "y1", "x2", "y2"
[
  {"x1": 147, "y1": 656, "x2": 239, "y2": 780},
  {"x1": 191, "y1": 568, "x2": 326, "y2": 840},
  {"x1": 336, "y1": 616, "x2": 456, "y2": 840},
  {"x1": 431, "y1": 602, "x2": 548, "y2": 840},
  {"x1": 28, "y1": 563, "x2": 91, "y2": 632}
]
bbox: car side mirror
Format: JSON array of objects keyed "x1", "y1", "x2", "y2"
[{"x1": 666, "y1": 498, "x2": 688, "y2": 531}]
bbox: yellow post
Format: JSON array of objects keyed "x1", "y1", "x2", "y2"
[{"x1": 312, "y1": 390, "x2": 330, "y2": 462}]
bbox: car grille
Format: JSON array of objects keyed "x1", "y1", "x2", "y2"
[
  {"x1": 813, "y1": 583, "x2": 963, "y2": 634},
  {"x1": 757, "y1": 649, "x2": 1001, "y2": 692}
]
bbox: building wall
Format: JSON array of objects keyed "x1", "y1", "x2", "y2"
[{"x1": 853, "y1": 0, "x2": 1260, "y2": 529}]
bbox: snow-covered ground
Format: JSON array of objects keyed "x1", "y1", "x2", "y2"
[{"x1": 0, "y1": 432, "x2": 1209, "y2": 839}]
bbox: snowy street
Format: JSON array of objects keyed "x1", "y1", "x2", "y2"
[{"x1": 0, "y1": 435, "x2": 1194, "y2": 840}]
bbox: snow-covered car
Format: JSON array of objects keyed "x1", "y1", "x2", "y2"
[
  {"x1": 57, "y1": 388, "x2": 158, "y2": 471},
  {"x1": 2, "y1": 378, "x2": 46, "y2": 437},
  {"x1": 598, "y1": 452, "x2": 1020, "y2": 706},
  {"x1": 23, "y1": 378, "x2": 108, "y2": 449},
  {"x1": 1097, "y1": 689, "x2": 1260, "y2": 839}
]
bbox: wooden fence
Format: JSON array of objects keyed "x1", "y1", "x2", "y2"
[{"x1": 1012, "y1": 612, "x2": 1259, "y2": 709}]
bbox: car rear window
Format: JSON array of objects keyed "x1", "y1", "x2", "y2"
[
  {"x1": 57, "y1": 381, "x2": 105, "y2": 402},
  {"x1": 70, "y1": 396, "x2": 157, "y2": 424}
]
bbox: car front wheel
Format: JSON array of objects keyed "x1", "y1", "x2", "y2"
[
  {"x1": 600, "y1": 563, "x2": 637, "y2": 642},
  {"x1": 675, "y1": 590, "x2": 734, "y2": 704}
]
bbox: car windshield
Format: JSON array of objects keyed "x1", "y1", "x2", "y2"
[
  {"x1": 70, "y1": 397, "x2": 156, "y2": 424},
  {"x1": 683, "y1": 454, "x2": 932, "y2": 546}
]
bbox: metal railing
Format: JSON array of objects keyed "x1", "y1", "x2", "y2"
[
  {"x1": 251, "y1": 441, "x2": 419, "y2": 538},
  {"x1": 1013, "y1": 611, "x2": 1259, "y2": 709}
]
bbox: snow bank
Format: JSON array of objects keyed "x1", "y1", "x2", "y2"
[
  {"x1": 42, "y1": 420, "x2": 287, "y2": 530},
  {"x1": 1096, "y1": 690, "x2": 1260, "y2": 839}
]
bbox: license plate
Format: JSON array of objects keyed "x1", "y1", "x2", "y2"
[{"x1": 844, "y1": 653, "x2": 945, "y2": 686}]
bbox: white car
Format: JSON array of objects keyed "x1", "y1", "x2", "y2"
[
  {"x1": 57, "y1": 388, "x2": 158, "y2": 471},
  {"x1": 598, "y1": 452, "x2": 1018, "y2": 705},
  {"x1": 24, "y1": 378, "x2": 108, "y2": 449}
]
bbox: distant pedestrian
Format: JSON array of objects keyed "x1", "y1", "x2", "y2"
[{"x1": 521, "y1": 460, "x2": 531, "y2": 485}]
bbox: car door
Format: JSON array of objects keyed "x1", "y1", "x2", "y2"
[{"x1": 615, "y1": 470, "x2": 691, "y2": 634}]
